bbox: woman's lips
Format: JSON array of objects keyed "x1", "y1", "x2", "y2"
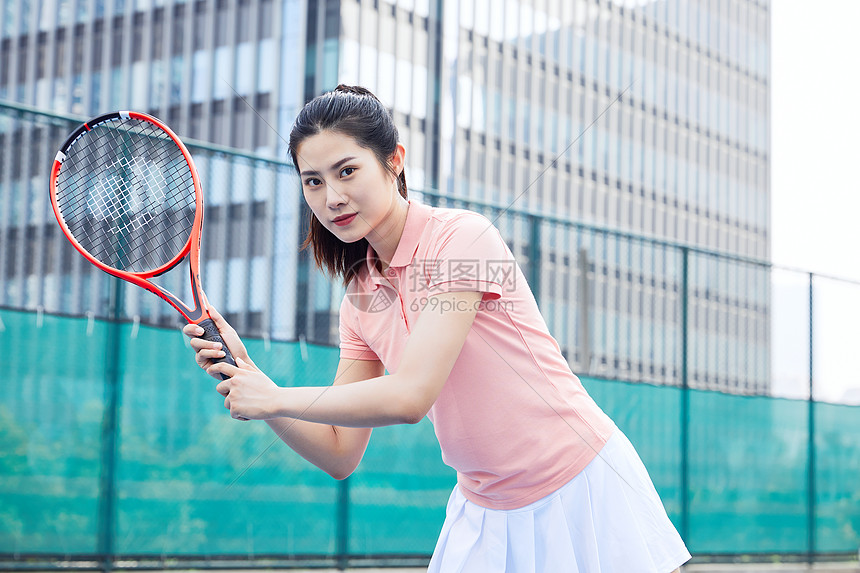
[{"x1": 332, "y1": 213, "x2": 358, "y2": 227}]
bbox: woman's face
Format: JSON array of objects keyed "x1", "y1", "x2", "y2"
[{"x1": 296, "y1": 130, "x2": 405, "y2": 244}]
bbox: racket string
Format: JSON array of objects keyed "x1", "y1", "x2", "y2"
[{"x1": 54, "y1": 117, "x2": 197, "y2": 274}]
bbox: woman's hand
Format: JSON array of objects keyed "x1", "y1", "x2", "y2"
[
  {"x1": 209, "y1": 357, "x2": 282, "y2": 421},
  {"x1": 182, "y1": 307, "x2": 254, "y2": 378}
]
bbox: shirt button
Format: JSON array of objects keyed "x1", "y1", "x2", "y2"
[{"x1": 387, "y1": 269, "x2": 396, "y2": 276}]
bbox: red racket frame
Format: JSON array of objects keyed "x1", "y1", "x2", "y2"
[{"x1": 49, "y1": 110, "x2": 211, "y2": 325}]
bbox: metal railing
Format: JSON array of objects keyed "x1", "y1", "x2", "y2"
[{"x1": 2, "y1": 100, "x2": 860, "y2": 567}]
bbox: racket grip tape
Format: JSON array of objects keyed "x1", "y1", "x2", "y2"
[{"x1": 198, "y1": 318, "x2": 236, "y2": 379}]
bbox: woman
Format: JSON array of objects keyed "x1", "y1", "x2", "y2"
[{"x1": 184, "y1": 85, "x2": 691, "y2": 572}]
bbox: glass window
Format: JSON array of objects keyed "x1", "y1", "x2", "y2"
[
  {"x1": 475, "y1": 0, "x2": 489, "y2": 37},
  {"x1": 377, "y1": 50, "x2": 394, "y2": 105},
  {"x1": 520, "y1": 1, "x2": 533, "y2": 51},
  {"x1": 89, "y1": 71, "x2": 101, "y2": 110},
  {"x1": 257, "y1": 38, "x2": 275, "y2": 93},
  {"x1": 535, "y1": 4, "x2": 547, "y2": 56},
  {"x1": 412, "y1": 64, "x2": 428, "y2": 119},
  {"x1": 642, "y1": 116, "x2": 653, "y2": 188},
  {"x1": 193, "y1": 2, "x2": 207, "y2": 50},
  {"x1": 414, "y1": 0, "x2": 429, "y2": 18},
  {"x1": 489, "y1": 0, "x2": 504, "y2": 42},
  {"x1": 487, "y1": 87, "x2": 500, "y2": 135},
  {"x1": 211, "y1": 99, "x2": 226, "y2": 145},
  {"x1": 396, "y1": 58, "x2": 413, "y2": 115},
  {"x1": 548, "y1": 2, "x2": 560, "y2": 63},
  {"x1": 341, "y1": 0, "x2": 359, "y2": 41},
  {"x1": 169, "y1": 55, "x2": 183, "y2": 104},
  {"x1": 57, "y1": 0, "x2": 71, "y2": 26},
  {"x1": 210, "y1": 47, "x2": 228, "y2": 100},
  {"x1": 171, "y1": 4, "x2": 185, "y2": 56},
  {"x1": 374, "y1": 9, "x2": 393, "y2": 56},
  {"x1": 338, "y1": 38, "x2": 359, "y2": 87},
  {"x1": 505, "y1": 0, "x2": 519, "y2": 45},
  {"x1": 214, "y1": 1, "x2": 229, "y2": 47},
  {"x1": 359, "y1": 44, "x2": 378, "y2": 94},
  {"x1": 536, "y1": 103, "x2": 544, "y2": 151},
  {"x1": 109, "y1": 66, "x2": 123, "y2": 109},
  {"x1": 677, "y1": 73, "x2": 688, "y2": 121},
  {"x1": 585, "y1": 34, "x2": 596, "y2": 79},
  {"x1": 521, "y1": 100, "x2": 530, "y2": 146},
  {"x1": 259, "y1": 0, "x2": 273, "y2": 39},
  {"x1": 130, "y1": 60, "x2": 147, "y2": 109},
  {"x1": 457, "y1": 75, "x2": 472, "y2": 129},
  {"x1": 460, "y1": 0, "x2": 473, "y2": 31},
  {"x1": 359, "y1": 2, "x2": 377, "y2": 46},
  {"x1": 238, "y1": 0, "x2": 252, "y2": 43},
  {"x1": 473, "y1": 82, "x2": 486, "y2": 133}
]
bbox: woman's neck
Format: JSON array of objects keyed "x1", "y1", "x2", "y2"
[{"x1": 367, "y1": 197, "x2": 410, "y2": 270}]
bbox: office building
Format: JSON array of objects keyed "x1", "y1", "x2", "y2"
[{"x1": 0, "y1": 0, "x2": 771, "y2": 392}]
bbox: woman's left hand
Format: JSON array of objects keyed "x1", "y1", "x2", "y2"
[{"x1": 210, "y1": 357, "x2": 282, "y2": 421}]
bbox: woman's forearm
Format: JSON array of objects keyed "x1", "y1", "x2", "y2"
[
  {"x1": 264, "y1": 292, "x2": 481, "y2": 428},
  {"x1": 271, "y1": 373, "x2": 429, "y2": 428},
  {"x1": 259, "y1": 374, "x2": 418, "y2": 478},
  {"x1": 264, "y1": 417, "x2": 370, "y2": 480}
]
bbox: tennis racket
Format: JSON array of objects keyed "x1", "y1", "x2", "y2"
[{"x1": 49, "y1": 110, "x2": 235, "y2": 374}]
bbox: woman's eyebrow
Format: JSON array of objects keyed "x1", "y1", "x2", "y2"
[{"x1": 300, "y1": 156, "x2": 358, "y2": 177}]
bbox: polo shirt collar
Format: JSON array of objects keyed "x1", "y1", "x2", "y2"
[
  {"x1": 389, "y1": 200, "x2": 432, "y2": 268},
  {"x1": 364, "y1": 200, "x2": 432, "y2": 288}
]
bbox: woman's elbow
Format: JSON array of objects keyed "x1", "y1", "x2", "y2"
[
  {"x1": 322, "y1": 455, "x2": 361, "y2": 480},
  {"x1": 394, "y1": 393, "x2": 432, "y2": 425},
  {"x1": 320, "y1": 430, "x2": 367, "y2": 480},
  {"x1": 400, "y1": 409, "x2": 426, "y2": 425},
  {"x1": 327, "y1": 466, "x2": 355, "y2": 481}
]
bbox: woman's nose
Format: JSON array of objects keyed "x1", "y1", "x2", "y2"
[{"x1": 325, "y1": 184, "x2": 347, "y2": 208}]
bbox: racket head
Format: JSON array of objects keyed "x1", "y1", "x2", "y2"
[{"x1": 50, "y1": 111, "x2": 208, "y2": 322}]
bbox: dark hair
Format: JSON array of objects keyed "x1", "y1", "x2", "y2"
[{"x1": 289, "y1": 85, "x2": 408, "y2": 285}]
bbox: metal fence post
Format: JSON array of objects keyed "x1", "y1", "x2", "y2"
[
  {"x1": 807, "y1": 272, "x2": 816, "y2": 562},
  {"x1": 680, "y1": 247, "x2": 690, "y2": 544},
  {"x1": 336, "y1": 477, "x2": 349, "y2": 569},
  {"x1": 97, "y1": 278, "x2": 124, "y2": 571},
  {"x1": 577, "y1": 248, "x2": 591, "y2": 373},
  {"x1": 529, "y1": 214, "x2": 541, "y2": 306}
]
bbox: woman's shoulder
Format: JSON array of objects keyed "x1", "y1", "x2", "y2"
[
  {"x1": 416, "y1": 204, "x2": 511, "y2": 262},
  {"x1": 424, "y1": 204, "x2": 496, "y2": 234}
]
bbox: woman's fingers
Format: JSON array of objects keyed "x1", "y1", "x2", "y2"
[
  {"x1": 188, "y1": 336, "x2": 224, "y2": 352},
  {"x1": 182, "y1": 323, "x2": 202, "y2": 338},
  {"x1": 187, "y1": 337, "x2": 224, "y2": 359},
  {"x1": 180, "y1": 325, "x2": 228, "y2": 373},
  {"x1": 182, "y1": 308, "x2": 250, "y2": 379}
]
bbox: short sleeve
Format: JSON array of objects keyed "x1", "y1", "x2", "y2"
[
  {"x1": 425, "y1": 212, "x2": 514, "y2": 300},
  {"x1": 338, "y1": 293, "x2": 380, "y2": 361}
]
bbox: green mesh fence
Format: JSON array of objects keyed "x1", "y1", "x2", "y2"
[
  {"x1": 2, "y1": 306, "x2": 860, "y2": 563},
  {"x1": 1, "y1": 305, "x2": 451, "y2": 560}
]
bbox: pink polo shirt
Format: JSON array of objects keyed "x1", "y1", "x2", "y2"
[{"x1": 338, "y1": 201, "x2": 616, "y2": 510}]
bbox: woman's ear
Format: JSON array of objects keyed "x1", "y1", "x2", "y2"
[{"x1": 390, "y1": 143, "x2": 406, "y2": 177}]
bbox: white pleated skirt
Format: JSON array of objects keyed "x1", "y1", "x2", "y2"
[{"x1": 428, "y1": 430, "x2": 691, "y2": 573}]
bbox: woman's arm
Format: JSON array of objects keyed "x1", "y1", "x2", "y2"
[
  {"x1": 208, "y1": 290, "x2": 483, "y2": 428},
  {"x1": 263, "y1": 358, "x2": 381, "y2": 480},
  {"x1": 184, "y1": 309, "x2": 380, "y2": 479}
]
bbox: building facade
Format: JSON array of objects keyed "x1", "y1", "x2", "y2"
[{"x1": 0, "y1": 0, "x2": 771, "y2": 392}]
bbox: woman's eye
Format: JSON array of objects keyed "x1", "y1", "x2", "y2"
[
  {"x1": 340, "y1": 167, "x2": 356, "y2": 177},
  {"x1": 305, "y1": 177, "x2": 321, "y2": 187}
]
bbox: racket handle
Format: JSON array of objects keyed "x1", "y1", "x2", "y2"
[{"x1": 198, "y1": 317, "x2": 236, "y2": 379}]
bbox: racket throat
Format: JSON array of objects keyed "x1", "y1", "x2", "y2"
[{"x1": 154, "y1": 272, "x2": 207, "y2": 323}]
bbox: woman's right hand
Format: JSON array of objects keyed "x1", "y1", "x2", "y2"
[{"x1": 182, "y1": 306, "x2": 253, "y2": 378}]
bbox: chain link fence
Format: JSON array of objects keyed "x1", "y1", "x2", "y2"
[{"x1": 2, "y1": 102, "x2": 859, "y2": 567}]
